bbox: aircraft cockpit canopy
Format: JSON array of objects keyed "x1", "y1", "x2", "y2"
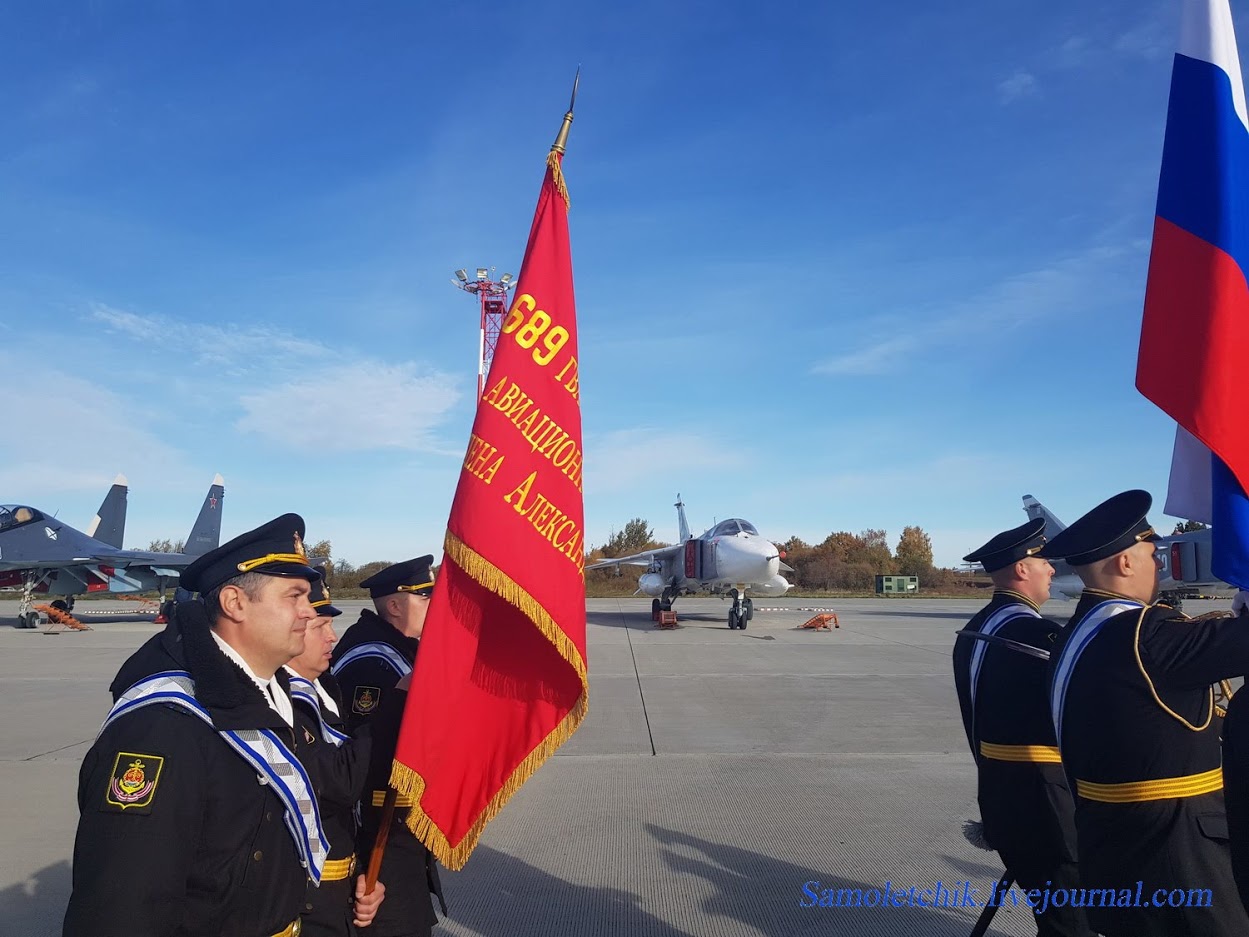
[
  {"x1": 0, "y1": 505, "x2": 44, "y2": 531},
  {"x1": 708, "y1": 518, "x2": 759, "y2": 537}
]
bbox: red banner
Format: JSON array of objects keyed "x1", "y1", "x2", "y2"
[{"x1": 390, "y1": 148, "x2": 587, "y2": 870}]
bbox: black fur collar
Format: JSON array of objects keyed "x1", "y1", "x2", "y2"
[{"x1": 107, "y1": 601, "x2": 293, "y2": 738}]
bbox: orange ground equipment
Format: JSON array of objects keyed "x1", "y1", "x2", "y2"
[
  {"x1": 34, "y1": 604, "x2": 91, "y2": 631},
  {"x1": 657, "y1": 610, "x2": 678, "y2": 629},
  {"x1": 800, "y1": 612, "x2": 838, "y2": 630}
]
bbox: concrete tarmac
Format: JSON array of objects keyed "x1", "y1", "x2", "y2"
[{"x1": 1, "y1": 595, "x2": 1233, "y2": 936}]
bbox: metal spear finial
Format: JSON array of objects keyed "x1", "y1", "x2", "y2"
[{"x1": 550, "y1": 67, "x2": 580, "y2": 155}]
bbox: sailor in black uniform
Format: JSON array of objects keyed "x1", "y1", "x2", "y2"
[
  {"x1": 331, "y1": 556, "x2": 444, "y2": 937},
  {"x1": 286, "y1": 574, "x2": 380, "y2": 934},
  {"x1": 953, "y1": 518, "x2": 1093, "y2": 937},
  {"x1": 64, "y1": 514, "x2": 383, "y2": 937},
  {"x1": 1042, "y1": 490, "x2": 1249, "y2": 936}
]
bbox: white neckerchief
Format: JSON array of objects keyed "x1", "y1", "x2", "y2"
[
  {"x1": 281, "y1": 665, "x2": 341, "y2": 717},
  {"x1": 211, "y1": 631, "x2": 294, "y2": 727}
]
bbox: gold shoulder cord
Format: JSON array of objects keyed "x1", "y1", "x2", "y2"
[{"x1": 1133, "y1": 606, "x2": 1214, "y2": 731}]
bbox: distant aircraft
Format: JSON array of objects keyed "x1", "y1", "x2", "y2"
[
  {"x1": 1021, "y1": 494, "x2": 1229, "y2": 607},
  {"x1": 586, "y1": 496, "x2": 792, "y2": 629},
  {"x1": 0, "y1": 474, "x2": 226, "y2": 628}
]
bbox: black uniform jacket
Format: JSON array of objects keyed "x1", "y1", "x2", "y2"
[
  {"x1": 953, "y1": 591, "x2": 1079, "y2": 868},
  {"x1": 1220, "y1": 674, "x2": 1249, "y2": 915},
  {"x1": 330, "y1": 609, "x2": 418, "y2": 732},
  {"x1": 1051, "y1": 589, "x2": 1249, "y2": 936},
  {"x1": 331, "y1": 610, "x2": 443, "y2": 937},
  {"x1": 291, "y1": 673, "x2": 371, "y2": 936},
  {"x1": 63, "y1": 603, "x2": 313, "y2": 937}
]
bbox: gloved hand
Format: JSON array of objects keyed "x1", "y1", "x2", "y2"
[{"x1": 1233, "y1": 591, "x2": 1249, "y2": 616}]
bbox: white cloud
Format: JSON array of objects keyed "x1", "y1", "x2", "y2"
[
  {"x1": 236, "y1": 361, "x2": 461, "y2": 452},
  {"x1": 812, "y1": 243, "x2": 1133, "y2": 377},
  {"x1": 808, "y1": 334, "x2": 922, "y2": 377},
  {"x1": 0, "y1": 361, "x2": 192, "y2": 495},
  {"x1": 90, "y1": 303, "x2": 464, "y2": 454},
  {"x1": 998, "y1": 70, "x2": 1040, "y2": 104},
  {"x1": 91, "y1": 304, "x2": 332, "y2": 371},
  {"x1": 1057, "y1": 35, "x2": 1093, "y2": 68},
  {"x1": 585, "y1": 429, "x2": 749, "y2": 494},
  {"x1": 1113, "y1": 21, "x2": 1171, "y2": 61}
]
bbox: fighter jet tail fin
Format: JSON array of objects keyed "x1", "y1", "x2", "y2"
[
  {"x1": 676, "y1": 494, "x2": 691, "y2": 543},
  {"x1": 1022, "y1": 494, "x2": 1067, "y2": 539},
  {"x1": 185, "y1": 474, "x2": 225, "y2": 556},
  {"x1": 87, "y1": 474, "x2": 129, "y2": 548}
]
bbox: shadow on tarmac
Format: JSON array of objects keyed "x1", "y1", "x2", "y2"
[
  {"x1": 1, "y1": 860, "x2": 70, "y2": 937},
  {"x1": 645, "y1": 824, "x2": 1020, "y2": 937},
  {"x1": 852, "y1": 608, "x2": 976, "y2": 621},
  {"x1": 443, "y1": 845, "x2": 699, "y2": 936}
]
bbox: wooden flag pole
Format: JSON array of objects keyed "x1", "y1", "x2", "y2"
[{"x1": 364, "y1": 787, "x2": 398, "y2": 895}]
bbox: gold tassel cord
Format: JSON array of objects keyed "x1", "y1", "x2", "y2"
[
  {"x1": 547, "y1": 151, "x2": 570, "y2": 211},
  {"x1": 389, "y1": 529, "x2": 589, "y2": 870}
]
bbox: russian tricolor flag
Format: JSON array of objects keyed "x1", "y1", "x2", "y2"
[{"x1": 1138, "y1": 0, "x2": 1249, "y2": 588}]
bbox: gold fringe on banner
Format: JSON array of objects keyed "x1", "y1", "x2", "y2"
[
  {"x1": 547, "y1": 151, "x2": 570, "y2": 210},
  {"x1": 389, "y1": 529, "x2": 589, "y2": 870}
]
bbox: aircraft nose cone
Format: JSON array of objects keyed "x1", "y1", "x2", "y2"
[{"x1": 716, "y1": 536, "x2": 780, "y2": 582}]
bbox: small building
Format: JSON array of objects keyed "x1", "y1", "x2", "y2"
[{"x1": 875, "y1": 575, "x2": 919, "y2": 595}]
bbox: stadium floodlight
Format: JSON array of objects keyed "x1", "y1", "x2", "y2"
[
  {"x1": 476, "y1": 268, "x2": 489, "y2": 280},
  {"x1": 455, "y1": 269, "x2": 469, "y2": 282},
  {"x1": 500, "y1": 272, "x2": 514, "y2": 286}
]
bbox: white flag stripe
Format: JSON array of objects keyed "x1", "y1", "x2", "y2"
[
  {"x1": 1164, "y1": 424, "x2": 1214, "y2": 524},
  {"x1": 1180, "y1": 0, "x2": 1249, "y2": 131}
]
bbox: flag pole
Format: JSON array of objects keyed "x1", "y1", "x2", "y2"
[
  {"x1": 551, "y1": 67, "x2": 579, "y2": 154},
  {"x1": 364, "y1": 789, "x2": 397, "y2": 895}
]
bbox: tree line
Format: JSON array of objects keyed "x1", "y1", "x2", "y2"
[{"x1": 144, "y1": 518, "x2": 965, "y2": 595}]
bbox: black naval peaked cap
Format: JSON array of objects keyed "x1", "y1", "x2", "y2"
[
  {"x1": 962, "y1": 517, "x2": 1047, "y2": 572},
  {"x1": 181, "y1": 512, "x2": 321, "y2": 594},
  {"x1": 1037, "y1": 490, "x2": 1160, "y2": 566},
  {"x1": 309, "y1": 572, "x2": 342, "y2": 617},
  {"x1": 359, "y1": 555, "x2": 436, "y2": 599}
]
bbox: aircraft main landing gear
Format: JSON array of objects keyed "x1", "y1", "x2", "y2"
[{"x1": 652, "y1": 589, "x2": 676, "y2": 622}]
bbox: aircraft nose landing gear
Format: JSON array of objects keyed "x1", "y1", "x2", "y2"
[
  {"x1": 727, "y1": 589, "x2": 753, "y2": 630},
  {"x1": 16, "y1": 573, "x2": 42, "y2": 629}
]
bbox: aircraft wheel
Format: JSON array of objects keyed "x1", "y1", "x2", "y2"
[
  {"x1": 743, "y1": 598, "x2": 754, "y2": 621},
  {"x1": 652, "y1": 598, "x2": 661, "y2": 621},
  {"x1": 728, "y1": 609, "x2": 740, "y2": 630},
  {"x1": 51, "y1": 599, "x2": 70, "y2": 613},
  {"x1": 19, "y1": 611, "x2": 39, "y2": 629}
]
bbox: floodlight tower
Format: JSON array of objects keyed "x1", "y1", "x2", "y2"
[{"x1": 452, "y1": 267, "x2": 517, "y2": 398}]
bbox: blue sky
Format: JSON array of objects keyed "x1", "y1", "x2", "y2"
[{"x1": 0, "y1": 0, "x2": 1226, "y2": 568}]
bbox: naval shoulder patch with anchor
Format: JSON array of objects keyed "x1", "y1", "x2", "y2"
[
  {"x1": 104, "y1": 751, "x2": 165, "y2": 813},
  {"x1": 353, "y1": 685, "x2": 381, "y2": 715}
]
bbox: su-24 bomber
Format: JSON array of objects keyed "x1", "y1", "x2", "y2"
[
  {"x1": 1021, "y1": 493, "x2": 1233, "y2": 608},
  {"x1": 0, "y1": 474, "x2": 226, "y2": 628},
  {"x1": 586, "y1": 496, "x2": 793, "y2": 630}
]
